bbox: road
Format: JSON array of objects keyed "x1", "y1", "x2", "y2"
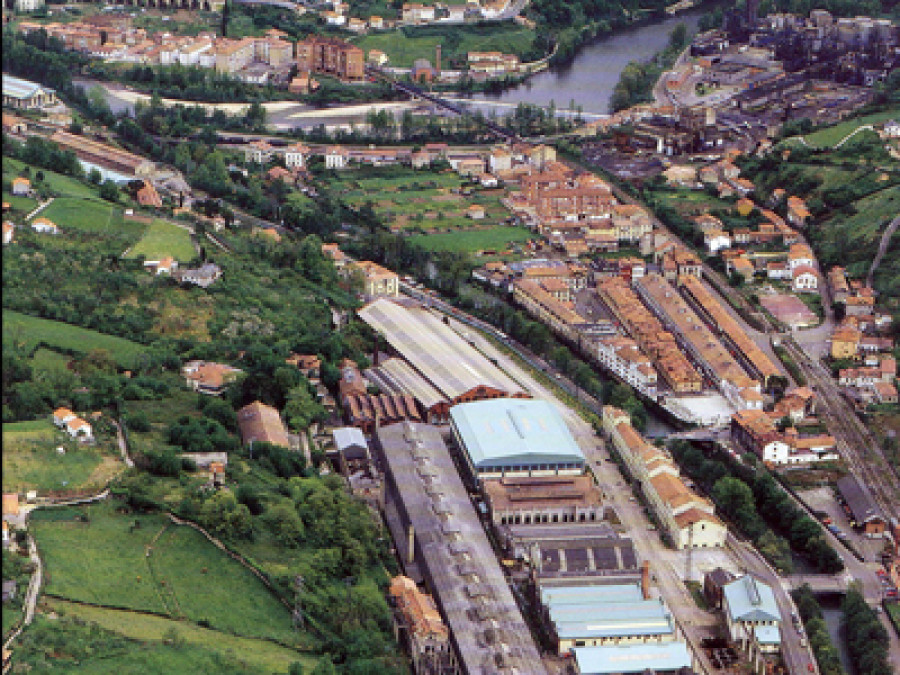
[{"x1": 726, "y1": 534, "x2": 817, "y2": 675}]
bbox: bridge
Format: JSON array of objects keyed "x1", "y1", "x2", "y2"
[
  {"x1": 666, "y1": 427, "x2": 730, "y2": 443},
  {"x1": 366, "y1": 66, "x2": 520, "y2": 142}
]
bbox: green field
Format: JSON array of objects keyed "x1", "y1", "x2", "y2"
[
  {"x1": 30, "y1": 347, "x2": 72, "y2": 375},
  {"x1": 409, "y1": 225, "x2": 533, "y2": 252},
  {"x1": 15, "y1": 612, "x2": 305, "y2": 675},
  {"x1": 2, "y1": 309, "x2": 145, "y2": 368},
  {"x1": 46, "y1": 599, "x2": 316, "y2": 674},
  {"x1": 353, "y1": 23, "x2": 536, "y2": 68},
  {"x1": 802, "y1": 108, "x2": 900, "y2": 147},
  {"x1": 2, "y1": 156, "x2": 101, "y2": 200},
  {"x1": 32, "y1": 502, "x2": 305, "y2": 647},
  {"x1": 2, "y1": 419, "x2": 121, "y2": 494},
  {"x1": 38, "y1": 197, "x2": 130, "y2": 235},
  {"x1": 125, "y1": 219, "x2": 195, "y2": 262},
  {"x1": 2, "y1": 191, "x2": 38, "y2": 213},
  {"x1": 333, "y1": 168, "x2": 511, "y2": 231}
]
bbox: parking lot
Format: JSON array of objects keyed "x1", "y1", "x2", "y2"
[{"x1": 798, "y1": 486, "x2": 887, "y2": 563}]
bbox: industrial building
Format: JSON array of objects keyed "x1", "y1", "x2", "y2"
[
  {"x1": 358, "y1": 299, "x2": 529, "y2": 421},
  {"x1": 722, "y1": 575, "x2": 781, "y2": 652},
  {"x1": 482, "y1": 475, "x2": 605, "y2": 528},
  {"x1": 388, "y1": 575, "x2": 456, "y2": 674},
  {"x1": 373, "y1": 422, "x2": 547, "y2": 675},
  {"x1": 449, "y1": 399, "x2": 585, "y2": 481},
  {"x1": 538, "y1": 582, "x2": 677, "y2": 655},
  {"x1": 836, "y1": 475, "x2": 887, "y2": 536},
  {"x1": 502, "y1": 523, "x2": 639, "y2": 585},
  {"x1": 2, "y1": 76, "x2": 57, "y2": 110},
  {"x1": 573, "y1": 643, "x2": 692, "y2": 675}
]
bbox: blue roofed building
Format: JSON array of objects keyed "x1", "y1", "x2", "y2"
[
  {"x1": 538, "y1": 583, "x2": 677, "y2": 655},
  {"x1": 722, "y1": 575, "x2": 781, "y2": 649},
  {"x1": 449, "y1": 398, "x2": 585, "y2": 480},
  {"x1": 574, "y1": 642, "x2": 693, "y2": 674}
]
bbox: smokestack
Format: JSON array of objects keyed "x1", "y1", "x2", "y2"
[
  {"x1": 373, "y1": 335, "x2": 379, "y2": 367},
  {"x1": 641, "y1": 561, "x2": 651, "y2": 599},
  {"x1": 407, "y1": 525, "x2": 415, "y2": 564},
  {"x1": 435, "y1": 44, "x2": 441, "y2": 78}
]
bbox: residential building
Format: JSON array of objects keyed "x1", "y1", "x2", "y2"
[
  {"x1": 136, "y1": 181, "x2": 162, "y2": 208},
  {"x1": 182, "y1": 361, "x2": 242, "y2": 396},
  {"x1": 830, "y1": 324, "x2": 861, "y2": 359},
  {"x1": 792, "y1": 265, "x2": 818, "y2": 293},
  {"x1": 143, "y1": 257, "x2": 177, "y2": 275},
  {"x1": 350, "y1": 260, "x2": 399, "y2": 298},
  {"x1": 325, "y1": 146, "x2": 349, "y2": 170},
  {"x1": 283, "y1": 143, "x2": 309, "y2": 170},
  {"x1": 296, "y1": 37, "x2": 365, "y2": 81},
  {"x1": 402, "y1": 3, "x2": 436, "y2": 23},
  {"x1": 11, "y1": 177, "x2": 30, "y2": 196},
  {"x1": 603, "y1": 407, "x2": 727, "y2": 549},
  {"x1": 731, "y1": 409, "x2": 790, "y2": 464},
  {"x1": 245, "y1": 140, "x2": 274, "y2": 164},
  {"x1": 30, "y1": 217, "x2": 58, "y2": 234},
  {"x1": 2, "y1": 222, "x2": 13, "y2": 246},
  {"x1": 237, "y1": 401, "x2": 289, "y2": 449},
  {"x1": 65, "y1": 416, "x2": 93, "y2": 441}
]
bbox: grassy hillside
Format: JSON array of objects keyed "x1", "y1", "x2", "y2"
[
  {"x1": 124, "y1": 219, "x2": 196, "y2": 262},
  {"x1": 2, "y1": 309, "x2": 145, "y2": 368}
]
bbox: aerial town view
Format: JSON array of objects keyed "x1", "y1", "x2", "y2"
[{"x1": 2, "y1": 0, "x2": 899, "y2": 672}]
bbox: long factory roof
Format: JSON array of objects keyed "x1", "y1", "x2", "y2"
[{"x1": 358, "y1": 298, "x2": 527, "y2": 402}]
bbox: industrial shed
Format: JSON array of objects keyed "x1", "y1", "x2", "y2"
[
  {"x1": 449, "y1": 398, "x2": 585, "y2": 480},
  {"x1": 836, "y1": 475, "x2": 886, "y2": 536},
  {"x1": 358, "y1": 298, "x2": 529, "y2": 409}
]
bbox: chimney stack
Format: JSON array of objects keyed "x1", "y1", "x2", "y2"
[
  {"x1": 407, "y1": 525, "x2": 415, "y2": 564},
  {"x1": 435, "y1": 44, "x2": 441, "y2": 78},
  {"x1": 641, "y1": 560, "x2": 651, "y2": 599}
]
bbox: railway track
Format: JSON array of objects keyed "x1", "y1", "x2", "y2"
[{"x1": 782, "y1": 339, "x2": 900, "y2": 516}]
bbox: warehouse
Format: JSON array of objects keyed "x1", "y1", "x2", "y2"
[
  {"x1": 836, "y1": 475, "x2": 887, "y2": 536},
  {"x1": 538, "y1": 583, "x2": 677, "y2": 655},
  {"x1": 482, "y1": 475, "x2": 605, "y2": 528},
  {"x1": 449, "y1": 398, "x2": 585, "y2": 480},
  {"x1": 2, "y1": 76, "x2": 58, "y2": 110},
  {"x1": 373, "y1": 422, "x2": 547, "y2": 675},
  {"x1": 574, "y1": 643, "x2": 692, "y2": 674},
  {"x1": 358, "y1": 298, "x2": 529, "y2": 409},
  {"x1": 364, "y1": 357, "x2": 448, "y2": 423}
]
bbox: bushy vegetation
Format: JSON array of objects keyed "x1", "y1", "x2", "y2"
[
  {"x1": 670, "y1": 441, "x2": 844, "y2": 573},
  {"x1": 842, "y1": 586, "x2": 893, "y2": 675},
  {"x1": 792, "y1": 584, "x2": 846, "y2": 675},
  {"x1": 611, "y1": 23, "x2": 689, "y2": 112}
]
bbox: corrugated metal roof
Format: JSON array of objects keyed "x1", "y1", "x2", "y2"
[
  {"x1": 358, "y1": 298, "x2": 526, "y2": 401},
  {"x1": 368, "y1": 357, "x2": 445, "y2": 410},
  {"x1": 723, "y1": 575, "x2": 779, "y2": 623},
  {"x1": 2, "y1": 76, "x2": 54, "y2": 100},
  {"x1": 332, "y1": 426, "x2": 366, "y2": 453},
  {"x1": 574, "y1": 643, "x2": 691, "y2": 675},
  {"x1": 450, "y1": 398, "x2": 584, "y2": 470}
]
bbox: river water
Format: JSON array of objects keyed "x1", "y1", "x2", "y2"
[{"x1": 464, "y1": 7, "x2": 708, "y2": 116}]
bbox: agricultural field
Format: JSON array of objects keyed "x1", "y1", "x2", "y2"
[
  {"x1": 409, "y1": 225, "x2": 533, "y2": 253},
  {"x1": 332, "y1": 167, "x2": 512, "y2": 232},
  {"x1": 32, "y1": 502, "x2": 304, "y2": 644},
  {"x1": 2, "y1": 156, "x2": 101, "y2": 200},
  {"x1": 37, "y1": 197, "x2": 131, "y2": 235},
  {"x1": 14, "y1": 610, "x2": 311, "y2": 675},
  {"x1": 2, "y1": 309, "x2": 145, "y2": 368},
  {"x1": 1, "y1": 419, "x2": 121, "y2": 494},
  {"x1": 45, "y1": 598, "x2": 317, "y2": 674},
  {"x1": 125, "y1": 219, "x2": 196, "y2": 262},
  {"x1": 1, "y1": 192, "x2": 37, "y2": 214},
  {"x1": 29, "y1": 347, "x2": 71, "y2": 376},
  {"x1": 353, "y1": 23, "x2": 536, "y2": 68},
  {"x1": 801, "y1": 108, "x2": 900, "y2": 147}
]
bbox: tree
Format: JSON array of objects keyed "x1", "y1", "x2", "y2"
[
  {"x1": 264, "y1": 503, "x2": 305, "y2": 546},
  {"x1": 283, "y1": 384, "x2": 325, "y2": 432},
  {"x1": 199, "y1": 490, "x2": 252, "y2": 539},
  {"x1": 99, "y1": 179, "x2": 119, "y2": 202},
  {"x1": 712, "y1": 477, "x2": 765, "y2": 539}
]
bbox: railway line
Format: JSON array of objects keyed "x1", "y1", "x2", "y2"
[{"x1": 781, "y1": 338, "x2": 900, "y2": 517}]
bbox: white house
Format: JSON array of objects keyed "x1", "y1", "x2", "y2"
[
  {"x1": 792, "y1": 266, "x2": 818, "y2": 293},
  {"x1": 65, "y1": 417, "x2": 93, "y2": 442},
  {"x1": 11, "y1": 177, "x2": 30, "y2": 196},
  {"x1": 2, "y1": 222, "x2": 14, "y2": 246},
  {"x1": 325, "y1": 146, "x2": 349, "y2": 170},
  {"x1": 31, "y1": 217, "x2": 58, "y2": 234},
  {"x1": 704, "y1": 230, "x2": 732, "y2": 254},
  {"x1": 759, "y1": 438, "x2": 791, "y2": 464},
  {"x1": 322, "y1": 10, "x2": 347, "y2": 26},
  {"x1": 284, "y1": 143, "x2": 308, "y2": 170},
  {"x1": 722, "y1": 575, "x2": 781, "y2": 652},
  {"x1": 489, "y1": 148, "x2": 512, "y2": 173},
  {"x1": 882, "y1": 119, "x2": 899, "y2": 138},
  {"x1": 53, "y1": 407, "x2": 77, "y2": 428},
  {"x1": 244, "y1": 140, "x2": 274, "y2": 164},
  {"x1": 787, "y1": 244, "x2": 814, "y2": 270}
]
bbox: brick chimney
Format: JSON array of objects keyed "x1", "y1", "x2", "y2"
[
  {"x1": 641, "y1": 560, "x2": 651, "y2": 599},
  {"x1": 435, "y1": 44, "x2": 441, "y2": 77}
]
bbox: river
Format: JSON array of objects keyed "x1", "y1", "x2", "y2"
[{"x1": 463, "y1": 7, "x2": 709, "y2": 116}]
